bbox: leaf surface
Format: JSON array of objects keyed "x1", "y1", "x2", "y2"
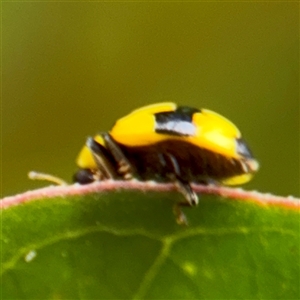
[{"x1": 1, "y1": 187, "x2": 299, "y2": 299}]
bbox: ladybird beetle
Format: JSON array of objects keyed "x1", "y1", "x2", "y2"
[{"x1": 74, "y1": 102, "x2": 259, "y2": 224}]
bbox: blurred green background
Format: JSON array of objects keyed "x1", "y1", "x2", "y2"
[{"x1": 2, "y1": 2, "x2": 299, "y2": 197}]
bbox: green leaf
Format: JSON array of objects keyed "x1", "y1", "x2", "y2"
[{"x1": 1, "y1": 186, "x2": 300, "y2": 299}]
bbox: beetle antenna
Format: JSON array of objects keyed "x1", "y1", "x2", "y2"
[{"x1": 28, "y1": 171, "x2": 68, "y2": 186}]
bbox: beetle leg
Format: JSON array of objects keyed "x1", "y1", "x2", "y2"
[
  {"x1": 171, "y1": 175, "x2": 199, "y2": 226},
  {"x1": 164, "y1": 153, "x2": 199, "y2": 205},
  {"x1": 163, "y1": 153, "x2": 198, "y2": 225},
  {"x1": 173, "y1": 198, "x2": 191, "y2": 226},
  {"x1": 102, "y1": 133, "x2": 134, "y2": 180},
  {"x1": 174, "y1": 177, "x2": 198, "y2": 206},
  {"x1": 86, "y1": 137, "x2": 119, "y2": 180}
]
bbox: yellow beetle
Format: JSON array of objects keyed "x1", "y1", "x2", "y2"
[{"x1": 74, "y1": 103, "x2": 259, "y2": 224}]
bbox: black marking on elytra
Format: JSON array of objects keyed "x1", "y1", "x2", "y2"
[
  {"x1": 155, "y1": 106, "x2": 200, "y2": 136},
  {"x1": 236, "y1": 138, "x2": 253, "y2": 159}
]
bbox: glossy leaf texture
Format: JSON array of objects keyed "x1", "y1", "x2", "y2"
[{"x1": 1, "y1": 189, "x2": 300, "y2": 299}]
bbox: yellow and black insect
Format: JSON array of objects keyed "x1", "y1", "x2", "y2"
[{"x1": 74, "y1": 102, "x2": 259, "y2": 224}]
